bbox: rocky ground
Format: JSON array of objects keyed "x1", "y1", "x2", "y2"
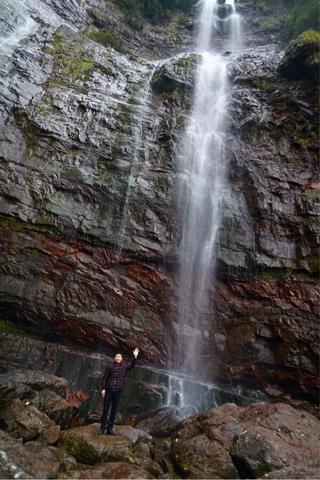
[{"x1": 0, "y1": 367, "x2": 319, "y2": 479}]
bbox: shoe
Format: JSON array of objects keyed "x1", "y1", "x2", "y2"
[
  {"x1": 106, "y1": 430, "x2": 116, "y2": 436},
  {"x1": 98, "y1": 427, "x2": 106, "y2": 435}
]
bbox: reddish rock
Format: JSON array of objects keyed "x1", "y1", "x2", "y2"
[
  {"x1": 171, "y1": 402, "x2": 320, "y2": 479},
  {"x1": 58, "y1": 462, "x2": 154, "y2": 479},
  {"x1": 38, "y1": 424, "x2": 61, "y2": 445},
  {"x1": 66, "y1": 388, "x2": 89, "y2": 408}
]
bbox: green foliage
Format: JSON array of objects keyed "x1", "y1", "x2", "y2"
[
  {"x1": 284, "y1": 0, "x2": 320, "y2": 37},
  {"x1": 113, "y1": 0, "x2": 196, "y2": 26},
  {"x1": 249, "y1": 0, "x2": 319, "y2": 39},
  {"x1": 87, "y1": 28, "x2": 127, "y2": 53}
]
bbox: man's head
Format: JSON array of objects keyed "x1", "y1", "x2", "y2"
[{"x1": 114, "y1": 353, "x2": 123, "y2": 363}]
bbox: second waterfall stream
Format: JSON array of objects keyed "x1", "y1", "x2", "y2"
[{"x1": 175, "y1": 0, "x2": 242, "y2": 378}]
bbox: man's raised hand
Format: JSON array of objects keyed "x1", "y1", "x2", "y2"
[{"x1": 133, "y1": 347, "x2": 139, "y2": 358}]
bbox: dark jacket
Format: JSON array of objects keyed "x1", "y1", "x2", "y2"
[{"x1": 101, "y1": 357, "x2": 137, "y2": 392}]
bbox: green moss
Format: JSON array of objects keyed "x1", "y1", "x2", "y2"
[
  {"x1": 0, "y1": 319, "x2": 26, "y2": 336},
  {"x1": 256, "y1": 267, "x2": 319, "y2": 281},
  {"x1": 0, "y1": 215, "x2": 61, "y2": 235},
  {"x1": 44, "y1": 29, "x2": 94, "y2": 87},
  {"x1": 87, "y1": 28, "x2": 127, "y2": 53},
  {"x1": 279, "y1": 29, "x2": 320, "y2": 82}
]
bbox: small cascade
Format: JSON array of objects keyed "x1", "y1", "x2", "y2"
[
  {"x1": 0, "y1": 0, "x2": 36, "y2": 97},
  {"x1": 0, "y1": 0, "x2": 36, "y2": 64},
  {"x1": 166, "y1": 374, "x2": 185, "y2": 408},
  {"x1": 229, "y1": 0, "x2": 243, "y2": 50},
  {"x1": 116, "y1": 67, "x2": 156, "y2": 252}
]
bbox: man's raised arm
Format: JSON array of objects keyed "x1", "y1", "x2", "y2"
[{"x1": 125, "y1": 347, "x2": 139, "y2": 372}]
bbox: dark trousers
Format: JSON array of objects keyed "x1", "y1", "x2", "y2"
[{"x1": 100, "y1": 390, "x2": 122, "y2": 431}]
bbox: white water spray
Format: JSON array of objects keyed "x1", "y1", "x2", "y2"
[{"x1": 176, "y1": 0, "x2": 242, "y2": 374}]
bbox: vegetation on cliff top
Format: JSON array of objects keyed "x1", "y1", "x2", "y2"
[
  {"x1": 284, "y1": 0, "x2": 319, "y2": 38},
  {"x1": 251, "y1": 0, "x2": 319, "y2": 38}
]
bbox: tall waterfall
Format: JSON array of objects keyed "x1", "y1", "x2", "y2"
[{"x1": 176, "y1": 0, "x2": 242, "y2": 375}]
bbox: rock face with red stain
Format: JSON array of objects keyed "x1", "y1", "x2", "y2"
[{"x1": 0, "y1": 0, "x2": 319, "y2": 410}]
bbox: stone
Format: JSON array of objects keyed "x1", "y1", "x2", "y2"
[
  {"x1": 58, "y1": 423, "x2": 132, "y2": 464},
  {"x1": 38, "y1": 425, "x2": 61, "y2": 445},
  {"x1": 0, "y1": 430, "x2": 77, "y2": 479},
  {"x1": 260, "y1": 467, "x2": 320, "y2": 479},
  {"x1": 171, "y1": 402, "x2": 320, "y2": 479},
  {"x1": 135, "y1": 407, "x2": 181, "y2": 437},
  {"x1": 31, "y1": 389, "x2": 76, "y2": 428},
  {"x1": 279, "y1": 30, "x2": 320, "y2": 82},
  {"x1": 113, "y1": 425, "x2": 152, "y2": 445},
  {"x1": 0, "y1": 369, "x2": 69, "y2": 408},
  {"x1": 57, "y1": 462, "x2": 154, "y2": 479},
  {"x1": 0, "y1": 398, "x2": 55, "y2": 441}
]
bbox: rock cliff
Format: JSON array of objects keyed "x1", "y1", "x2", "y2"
[{"x1": 0, "y1": 0, "x2": 319, "y2": 410}]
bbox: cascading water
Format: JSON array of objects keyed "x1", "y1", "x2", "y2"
[
  {"x1": 0, "y1": 0, "x2": 36, "y2": 112},
  {"x1": 116, "y1": 68, "x2": 156, "y2": 252},
  {"x1": 0, "y1": 0, "x2": 36, "y2": 67},
  {"x1": 175, "y1": 0, "x2": 242, "y2": 376}
]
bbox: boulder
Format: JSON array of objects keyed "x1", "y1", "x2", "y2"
[
  {"x1": 0, "y1": 369, "x2": 69, "y2": 408},
  {"x1": 260, "y1": 466, "x2": 320, "y2": 479},
  {"x1": 278, "y1": 29, "x2": 320, "y2": 82},
  {"x1": 171, "y1": 402, "x2": 320, "y2": 479},
  {"x1": 113, "y1": 425, "x2": 152, "y2": 445},
  {"x1": 0, "y1": 398, "x2": 55, "y2": 441},
  {"x1": 151, "y1": 54, "x2": 198, "y2": 94},
  {"x1": 32, "y1": 389, "x2": 76, "y2": 427},
  {"x1": 0, "y1": 430, "x2": 77, "y2": 479},
  {"x1": 38, "y1": 425, "x2": 61, "y2": 445},
  {"x1": 230, "y1": 404, "x2": 320, "y2": 478},
  {"x1": 135, "y1": 407, "x2": 181, "y2": 437},
  {"x1": 58, "y1": 423, "x2": 132, "y2": 464},
  {"x1": 57, "y1": 462, "x2": 154, "y2": 479}
]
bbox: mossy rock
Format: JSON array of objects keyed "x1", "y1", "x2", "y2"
[
  {"x1": 58, "y1": 423, "x2": 132, "y2": 465},
  {"x1": 278, "y1": 29, "x2": 320, "y2": 82},
  {"x1": 151, "y1": 54, "x2": 198, "y2": 94},
  {"x1": 44, "y1": 27, "x2": 95, "y2": 87},
  {"x1": 87, "y1": 27, "x2": 127, "y2": 53}
]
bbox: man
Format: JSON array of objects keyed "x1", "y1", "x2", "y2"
[{"x1": 99, "y1": 347, "x2": 139, "y2": 435}]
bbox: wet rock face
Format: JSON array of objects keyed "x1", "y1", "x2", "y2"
[{"x1": 0, "y1": 0, "x2": 319, "y2": 408}]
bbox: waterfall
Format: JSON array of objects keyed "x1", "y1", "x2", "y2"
[
  {"x1": 0, "y1": 0, "x2": 36, "y2": 63},
  {"x1": 175, "y1": 0, "x2": 242, "y2": 375},
  {"x1": 0, "y1": 0, "x2": 36, "y2": 94},
  {"x1": 116, "y1": 67, "x2": 156, "y2": 252}
]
